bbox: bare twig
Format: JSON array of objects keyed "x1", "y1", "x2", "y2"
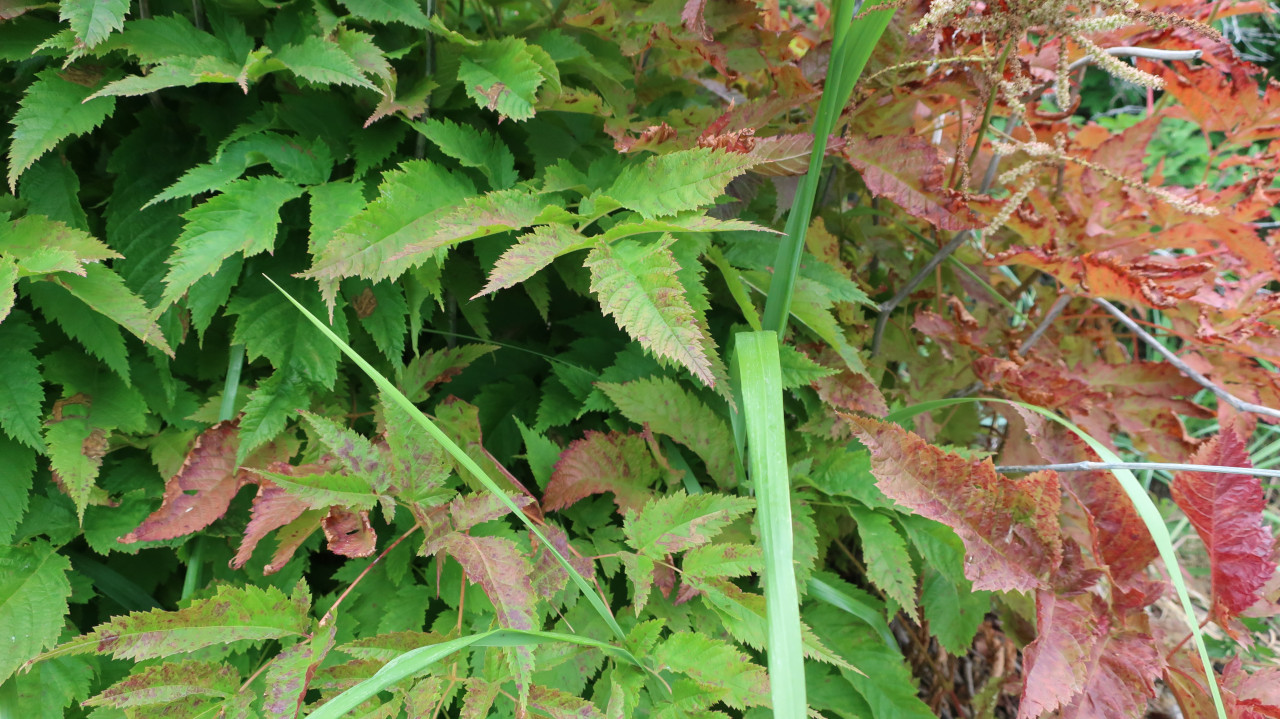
[
  {"x1": 1066, "y1": 47, "x2": 1202, "y2": 73},
  {"x1": 997, "y1": 460, "x2": 1280, "y2": 479},
  {"x1": 320, "y1": 524, "x2": 421, "y2": 626},
  {"x1": 1018, "y1": 294, "x2": 1070, "y2": 354},
  {"x1": 1094, "y1": 298, "x2": 1280, "y2": 421}
]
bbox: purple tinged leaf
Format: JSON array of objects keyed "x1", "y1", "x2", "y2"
[
  {"x1": 450, "y1": 490, "x2": 532, "y2": 533},
  {"x1": 299, "y1": 411, "x2": 384, "y2": 477},
  {"x1": 439, "y1": 534, "x2": 537, "y2": 631},
  {"x1": 263, "y1": 624, "x2": 336, "y2": 719},
  {"x1": 336, "y1": 631, "x2": 448, "y2": 661},
  {"x1": 543, "y1": 430, "x2": 660, "y2": 514},
  {"x1": 618, "y1": 552, "x2": 656, "y2": 615},
  {"x1": 528, "y1": 684, "x2": 607, "y2": 719},
  {"x1": 321, "y1": 508, "x2": 377, "y2": 558},
  {"x1": 476, "y1": 224, "x2": 591, "y2": 298},
  {"x1": 82, "y1": 659, "x2": 239, "y2": 709},
  {"x1": 461, "y1": 678, "x2": 501, "y2": 719}
]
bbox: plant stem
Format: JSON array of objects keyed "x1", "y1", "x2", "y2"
[
  {"x1": 321, "y1": 525, "x2": 421, "y2": 626},
  {"x1": 997, "y1": 460, "x2": 1280, "y2": 479}
]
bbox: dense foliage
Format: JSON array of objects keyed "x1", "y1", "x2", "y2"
[{"x1": 2, "y1": 0, "x2": 1280, "y2": 717}]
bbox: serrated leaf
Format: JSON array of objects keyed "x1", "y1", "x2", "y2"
[
  {"x1": 232, "y1": 480, "x2": 310, "y2": 571},
  {"x1": 397, "y1": 343, "x2": 498, "y2": 402},
  {"x1": 300, "y1": 411, "x2": 383, "y2": 477},
  {"x1": 348, "y1": 280, "x2": 408, "y2": 362},
  {"x1": 0, "y1": 541, "x2": 72, "y2": 685},
  {"x1": 1171, "y1": 427, "x2": 1277, "y2": 625},
  {"x1": 623, "y1": 491, "x2": 753, "y2": 558},
  {"x1": 0, "y1": 257, "x2": 15, "y2": 321},
  {"x1": 60, "y1": 0, "x2": 128, "y2": 47},
  {"x1": 654, "y1": 632, "x2": 770, "y2": 710},
  {"x1": 920, "y1": 567, "x2": 989, "y2": 656},
  {"x1": 95, "y1": 14, "x2": 229, "y2": 62},
  {"x1": 237, "y1": 369, "x2": 311, "y2": 462},
  {"x1": 44, "y1": 417, "x2": 107, "y2": 519},
  {"x1": 275, "y1": 35, "x2": 377, "y2": 90},
  {"x1": 543, "y1": 430, "x2": 659, "y2": 513},
  {"x1": 42, "y1": 263, "x2": 172, "y2": 355},
  {"x1": 849, "y1": 506, "x2": 917, "y2": 620},
  {"x1": 682, "y1": 542, "x2": 762, "y2": 582},
  {"x1": 264, "y1": 624, "x2": 336, "y2": 719},
  {"x1": 83, "y1": 659, "x2": 239, "y2": 709},
  {"x1": 586, "y1": 240, "x2": 715, "y2": 387},
  {"x1": 228, "y1": 279, "x2": 346, "y2": 386},
  {"x1": 120, "y1": 422, "x2": 245, "y2": 543},
  {"x1": 87, "y1": 56, "x2": 219, "y2": 98},
  {"x1": 0, "y1": 313, "x2": 45, "y2": 448},
  {"x1": 256, "y1": 470, "x2": 378, "y2": 511},
  {"x1": 606, "y1": 149, "x2": 757, "y2": 219},
  {"x1": 458, "y1": 37, "x2": 545, "y2": 121},
  {"x1": 528, "y1": 684, "x2": 606, "y2": 719},
  {"x1": 160, "y1": 176, "x2": 305, "y2": 307},
  {"x1": 8, "y1": 69, "x2": 116, "y2": 191},
  {"x1": 336, "y1": 0, "x2": 430, "y2": 27},
  {"x1": 1, "y1": 207, "x2": 119, "y2": 277},
  {"x1": 0, "y1": 437, "x2": 36, "y2": 544},
  {"x1": 38, "y1": 583, "x2": 310, "y2": 661},
  {"x1": 27, "y1": 279, "x2": 130, "y2": 381},
  {"x1": 597, "y1": 376, "x2": 736, "y2": 487},
  {"x1": 477, "y1": 224, "x2": 590, "y2": 297},
  {"x1": 844, "y1": 416, "x2": 1063, "y2": 593},
  {"x1": 413, "y1": 117, "x2": 518, "y2": 189},
  {"x1": 618, "y1": 552, "x2": 656, "y2": 614},
  {"x1": 393, "y1": 188, "x2": 547, "y2": 263}
]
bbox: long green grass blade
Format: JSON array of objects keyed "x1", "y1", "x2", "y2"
[
  {"x1": 886, "y1": 398, "x2": 1227, "y2": 719},
  {"x1": 267, "y1": 277, "x2": 633, "y2": 651},
  {"x1": 736, "y1": 331, "x2": 806, "y2": 719},
  {"x1": 309, "y1": 629, "x2": 638, "y2": 719},
  {"x1": 761, "y1": 1, "x2": 894, "y2": 333},
  {"x1": 807, "y1": 574, "x2": 897, "y2": 651}
]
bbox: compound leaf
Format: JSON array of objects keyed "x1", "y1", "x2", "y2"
[
  {"x1": 623, "y1": 491, "x2": 753, "y2": 559},
  {"x1": 8, "y1": 69, "x2": 116, "y2": 191},
  {"x1": 605, "y1": 149, "x2": 757, "y2": 219}
]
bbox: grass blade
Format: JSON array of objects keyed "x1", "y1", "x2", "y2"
[
  {"x1": 736, "y1": 330, "x2": 806, "y2": 719},
  {"x1": 309, "y1": 629, "x2": 638, "y2": 719},
  {"x1": 267, "y1": 277, "x2": 634, "y2": 652},
  {"x1": 886, "y1": 397, "x2": 1228, "y2": 719}
]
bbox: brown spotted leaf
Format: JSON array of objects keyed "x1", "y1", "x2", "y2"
[
  {"x1": 843, "y1": 416, "x2": 1063, "y2": 593},
  {"x1": 543, "y1": 430, "x2": 660, "y2": 514},
  {"x1": 321, "y1": 508, "x2": 376, "y2": 558},
  {"x1": 263, "y1": 623, "x2": 336, "y2": 719},
  {"x1": 528, "y1": 684, "x2": 607, "y2": 719},
  {"x1": 82, "y1": 659, "x2": 240, "y2": 710},
  {"x1": 438, "y1": 533, "x2": 536, "y2": 631},
  {"x1": 121, "y1": 422, "x2": 247, "y2": 543}
]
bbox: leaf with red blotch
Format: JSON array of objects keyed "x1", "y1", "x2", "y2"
[
  {"x1": 233, "y1": 479, "x2": 310, "y2": 570},
  {"x1": 842, "y1": 134, "x2": 979, "y2": 231},
  {"x1": 81, "y1": 659, "x2": 242, "y2": 712},
  {"x1": 842, "y1": 416, "x2": 1062, "y2": 593},
  {"x1": 529, "y1": 684, "x2": 607, "y2": 719},
  {"x1": 321, "y1": 508, "x2": 376, "y2": 558},
  {"x1": 1171, "y1": 428, "x2": 1277, "y2": 625},
  {"x1": 1222, "y1": 657, "x2": 1280, "y2": 717},
  {"x1": 529, "y1": 522, "x2": 595, "y2": 602},
  {"x1": 120, "y1": 422, "x2": 247, "y2": 543},
  {"x1": 449, "y1": 490, "x2": 532, "y2": 533},
  {"x1": 263, "y1": 624, "x2": 336, "y2": 719},
  {"x1": 543, "y1": 430, "x2": 660, "y2": 514},
  {"x1": 1057, "y1": 599, "x2": 1163, "y2": 719},
  {"x1": 680, "y1": 0, "x2": 710, "y2": 41},
  {"x1": 1015, "y1": 408, "x2": 1159, "y2": 592},
  {"x1": 811, "y1": 361, "x2": 889, "y2": 418}
]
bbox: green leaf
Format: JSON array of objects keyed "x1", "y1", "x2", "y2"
[
  {"x1": 586, "y1": 240, "x2": 716, "y2": 388},
  {"x1": 623, "y1": 491, "x2": 753, "y2": 559},
  {"x1": 0, "y1": 258, "x2": 16, "y2": 322},
  {"x1": 654, "y1": 632, "x2": 770, "y2": 711},
  {"x1": 308, "y1": 181, "x2": 368, "y2": 257},
  {"x1": 848, "y1": 506, "x2": 918, "y2": 621},
  {"x1": 0, "y1": 541, "x2": 72, "y2": 684},
  {"x1": 160, "y1": 176, "x2": 306, "y2": 307},
  {"x1": 27, "y1": 279, "x2": 130, "y2": 381},
  {"x1": 43, "y1": 263, "x2": 172, "y2": 355},
  {"x1": 44, "y1": 417, "x2": 106, "y2": 519},
  {"x1": 96, "y1": 15, "x2": 230, "y2": 62},
  {"x1": 336, "y1": 0, "x2": 430, "y2": 27},
  {"x1": 227, "y1": 278, "x2": 347, "y2": 386},
  {"x1": 920, "y1": 567, "x2": 989, "y2": 656},
  {"x1": 59, "y1": 0, "x2": 127, "y2": 47},
  {"x1": 1, "y1": 206, "x2": 119, "y2": 278},
  {"x1": 8, "y1": 69, "x2": 116, "y2": 191},
  {"x1": 682, "y1": 543, "x2": 762, "y2": 582},
  {"x1": 597, "y1": 376, "x2": 736, "y2": 487},
  {"x1": 458, "y1": 38, "x2": 545, "y2": 121},
  {"x1": 606, "y1": 149, "x2": 757, "y2": 219},
  {"x1": 36, "y1": 583, "x2": 311, "y2": 662},
  {"x1": 19, "y1": 155, "x2": 89, "y2": 231},
  {"x1": 87, "y1": 56, "x2": 220, "y2": 98},
  {"x1": 0, "y1": 313, "x2": 45, "y2": 449},
  {"x1": 396, "y1": 343, "x2": 498, "y2": 403},
  {"x1": 477, "y1": 224, "x2": 590, "y2": 297},
  {"x1": 256, "y1": 470, "x2": 378, "y2": 511},
  {"x1": 237, "y1": 368, "x2": 311, "y2": 462},
  {"x1": 529, "y1": 684, "x2": 606, "y2": 719},
  {"x1": 275, "y1": 35, "x2": 377, "y2": 90},
  {"x1": 413, "y1": 118, "x2": 518, "y2": 189},
  {"x1": 0, "y1": 437, "x2": 36, "y2": 544}
]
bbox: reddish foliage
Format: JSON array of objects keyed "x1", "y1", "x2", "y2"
[{"x1": 543, "y1": 430, "x2": 660, "y2": 513}]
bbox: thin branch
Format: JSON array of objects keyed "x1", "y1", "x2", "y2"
[
  {"x1": 997, "y1": 460, "x2": 1280, "y2": 479},
  {"x1": 1066, "y1": 47, "x2": 1202, "y2": 73},
  {"x1": 1094, "y1": 298, "x2": 1280, "y2": 421},
  {"x1": 1018, "y1": 294, "x2": 1070, "y2": 354},
  {"x1": 320, "y1": 524, "x2": 421, "y2": 626}
]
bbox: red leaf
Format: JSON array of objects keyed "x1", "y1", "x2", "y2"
[
  {"x1": 680, "y1": 0, "x2": 711, "y2": 41},
  {"x1": 438, "y1": 533, "x2": 536, "y2": 631},
  {"x1": 543, "y1": 430, "x2": 659, "y2": 514},
  {"x1": 842, "y1": 134, "x2": 979, "y2": 231},
  {"x1": 321, "y1": 508, "x2": 376, "y2": 558},
  {"x1": 1057, "y1": 598, "x2": 1163, "y2": 719},
  {"x1": 120, "y1": 422, "x2": 247, "y2": 543},
  {"x1": 1171, "y1": 428, "x2": 1277, "y2": 625},
  {"x1": 842, "y1": 416, "x2": 1062, "y2": 592},
  {"x1": 232, "y1": 478, "x2": 309, "y2": 570}
]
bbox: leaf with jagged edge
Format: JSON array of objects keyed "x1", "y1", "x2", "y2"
[
  {"x1": 0, "y1": 313, "x2": 44, "y2": 449},
  {"x1": 0, "y1": 541, "x2": 71, "y2": 685},
  {"x1": 476, "y1": 224, "x2": 591, "y2": 297},
  {"x1": 528, "y1": 684, "x2": 606, "y2": 719},
  {"x1": 391, "y1": 188, "x2": 546, "y2": 265},
  {"x1": 120, "y1": 422, "x2": 244, "y2": 543},
  {"x1": 34, "y1": 583, "x2": 311, "y2": 662},
  {"x1": 412, "y1": 118, "x2": 518, "y2": 189},
  {"x1": 160, "y1": 176, "x2": 305, "y2": 308},
  {"x1": 457, "y1": 37, "x2": 545, "y2": 121},
  {"x1": 0, "y1": 258, "x2": 15, "y2": 322},
  {"x1": 44, "y1": 417, "x2": 107, "y2": 520},
  {"x1": 227, "y1": 277, "x2": 347, "y2": 387},
  {"x1": 237, "y1": 368, "x2": 311, "y2": 463},
  {"x1": 585, "y1": 239, "x2": 715, "y2": 387},
  {"x1": 87, "y1": 57, "x2": 221, "y2": 98},
  {"x1": 8, "y1": 69, "x2": 116, "y2": 191},
  {"x1": 623, "y1": 491, "x2": 754, "y2": 559},
  {"x1": 348, "y1": 280, "x2": 408, "y2": 363},
  {"x1": 40, "y1": 264, "x2": 172, "y2": 355},
  {"x1": 682, "y1": 543, "x2": 762, "y2": 583},
  {"x1": 849, "y1": 505, "x2": 918, "y2": 621},
  {"x1": 654, "y1": 632, "x2": 770, "y2": 711},
  {"x1": 26, "y1": 279, "x2": 130, "y2": 381},
  {"x1": 308, "y1": 181, "x2": 367, "y2": 258},
  {"x1": 542, "y1": 430, "x2": 660, "y2": 514},
  {"x1": 275, "y1": 35, "x2": 377, "y2": 90},
  {"x1": 254, "y1": 470, "x2": 378, "y2": 512},
  {"x1": 396, "y1": 343, "x2": 498, "y2": 403},
  {"x1": 1, "y1": 212, "x2": 119, "y2": 277},
  {"x1": 93, "y1": 14, "x2": 230, "y2": 62},
  {"x1": 618, "y1": 552, "x2": 656, "y2": 614},
  {"x1": 263, "y1": 623, "x2": 337, "y2": 719},
  {"x1": 921, "y1": 567, "x2": 989, "y2": 657},
  {"x1": 232, "y1": 481, "x2": 310, "y2": 571},
  {"x1": 335, "y1": 27, "x2": 392, "y2": 87},
  {"x1": 605, "y1": 149, "x2": 758, "y2": 219},
  {"x1": 597, "y1": 213, "x2": 779, "y2": 243},
  {"x1": 81, "y1": 659, "x2": 240, "y2": 712},
  {"x1": 300, "y1": 161, "x2": 474, "y2": 307},
  {"x1": 0, "y1": 437, "x2": 35, "y2": 545},
  {"x1": 299, "y1": 410, "x2": 383, "y2": 477},
  {"x1": 60, "y1": 0, "x2": 128, "y2": 48},
  {"x1": 336, "y1": 0, "x2": 430, "y2": 27},
  {"x1": 597, "y1": 376, "x2": 736, "y2": 488},
  {"x1": 144, "y1": 145, "x2": 252, "y2": 208}
]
